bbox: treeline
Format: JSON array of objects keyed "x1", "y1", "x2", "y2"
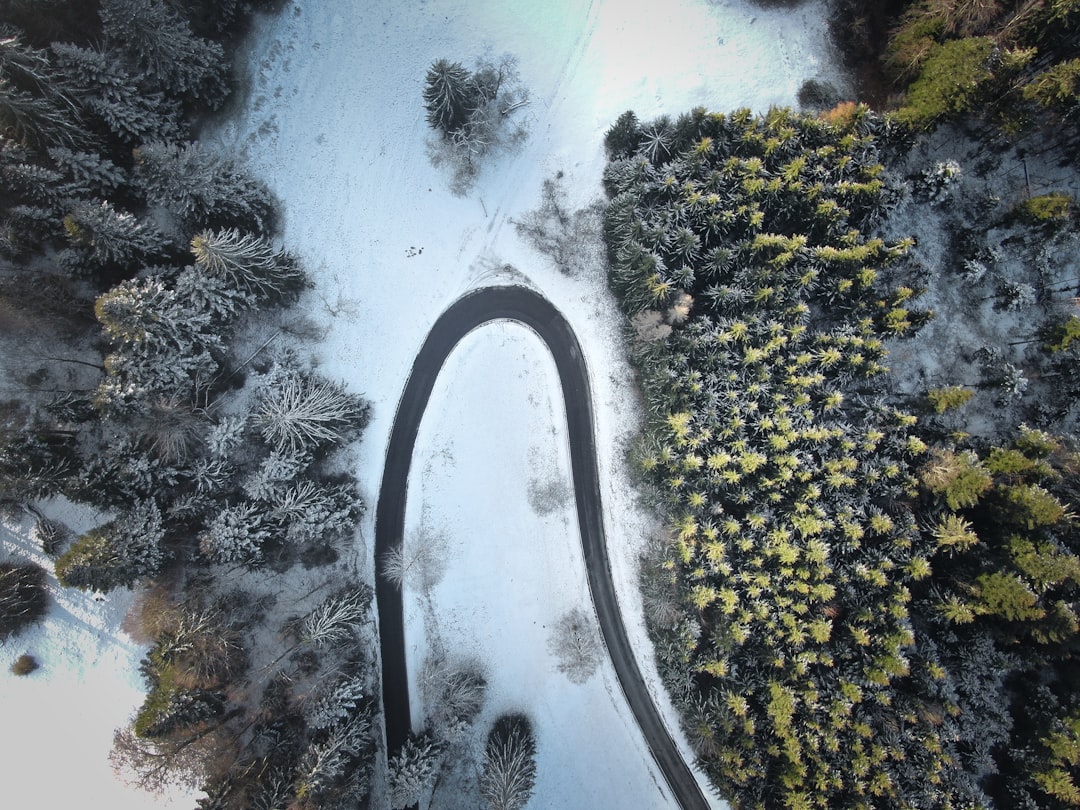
[
  {"x1": 604, "y1": 101, "x2": 1080, "y2": 809},
  {"x1": 1, "y1": 2, "x2": 379, "y2": 808}
]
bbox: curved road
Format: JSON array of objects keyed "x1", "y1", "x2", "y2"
[{"x1": 374, "y1": 285, "x2": 709, "y2": 810}]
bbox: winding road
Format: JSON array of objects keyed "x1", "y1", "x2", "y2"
[{"x1": 374, "y1": 285, "x2": 710, "y2": 810}]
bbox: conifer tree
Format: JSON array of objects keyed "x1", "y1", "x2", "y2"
[
  {"x1": 422, "y1": 59, "x2": 475, "y2": 136},
  {"x1": 480, "y1": 714, "x2": 537, "y2": 810},
  {"x1": 56, "y1": 500, "x2": 166, "y2": 592},
  {"x1": 99, "y1": 0, "x2": 227, "y2": 106},
  {"x1": 387, "y1": 733, "x2": 439, "y2": 809}
]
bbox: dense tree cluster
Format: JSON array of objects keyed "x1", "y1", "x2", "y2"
[
  {"x1": 605, "y1": 102, "x2": 1080, "y2": 810},
  {"x1": 0, "y1": 3, "x2": 377, "y2": 808},
  {"x1": 834, "y1": 0, "x2": 1079, "y2": 141}
]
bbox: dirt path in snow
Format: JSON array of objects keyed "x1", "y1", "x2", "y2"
[{"x1": 374, "y1": 285, "x2": 710, "y2": 809}]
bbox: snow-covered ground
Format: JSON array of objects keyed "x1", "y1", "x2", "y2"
[
  {"x1": 0, "y1": 502, "x2": 193, "y2": 809},
  {"x1": 2, "y1": 0, "x2": 848, "y2": 807}
]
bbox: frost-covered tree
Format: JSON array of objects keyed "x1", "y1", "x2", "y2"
[
  {"x1": 0, "y1": 34, "x2": 85, "y2": 149},
  {"x1": 99, "y1": 0, "x2": 227, "y2": 105},
  {"x1": 31, "y1": 513, "x2": 70, "y2": 557},
  {"x1": 94, "y1": 275, "x2": 221, "y2": 411},
  {"x1": 480, "y1": 714, "x2": 537, "y2": 810},
  {"x1": 514, "y1": 173, "x2": 605, "y2": 276},
  {"x1": 387, "y1": 733, "x2": 440, "y2": 810},
  {"x1": 0, "y1": 426, "x2": 78, "y2": 500},
  {"x1": 295, "y1": 708, "x2": 373, "y2": 803},
  {"x1": 548, "y1": 607, "x2": 603, "y2": 684},
  {"x1": 299, "y1": 587, "x2": 372, "y2": 649},
  {"x1": 49, "y1": 43, "x2": 180, "y2": 145},
  {"x1": 134, "y1": 141, "x2": 275, "y2": 234},
  {"x1": 63, "y1": 199, "x2": 166, "y2": 272},
  {"x1": 55, "y1": 500, "x2": 166, "y2": 591},
  {"x1": 254, "y1": 371, "x2": 369, "y2": 455},
  {"x1": 422, "y1": 59, "x2": 476, "y2": 136},
  {"x1": 421, "y1": 655, "x2": 485, "y2": 742},
  {"x1": 198, "y1": 502, "x2": 270, "y2": 565},
  {"x1": 305, "y1": 674, "x2": 367, "y2": 731},
  {"x1": 423, "y1": 54, "x2": 528, "y2": 193},
  {"x1": 271, "y1": 480, "x2": 362, "y2": 545},
  {"x1": 241, "y1": 447, "x2": 311, "y2": 501},
  {"x1": 190, "y1": 228, "x2": 306, "y2": 302},
  {"x1": 205, "y1": 415, "x2": 247, "y2": 460},
  {"x1": 48, "y1": 146, "x2": 127, "y2": 198}
]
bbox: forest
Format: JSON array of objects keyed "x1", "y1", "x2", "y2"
[
  {"x1": 0, "y1": 1, "x2": 385, "y2": 807},
  {"x1": 606, "y1": 1, "x2": 1080, "y2": 808},
  {"x1": 2, "y1": 0, "x2": 1079, "y2": 809}
]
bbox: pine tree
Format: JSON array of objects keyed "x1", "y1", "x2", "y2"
[
  {"x1": 0, "y1": 34, "x2": 86, "y2": 149},
  {"x1": 49, "y1": 43, "x2": 180, "y2": 144},
  {"x1": 63, "y1": 199, "x2": 166, "y2": 272},
  {"x1": 270, "y1": 480, "x2": 362, "y2": 545},
  {"x1": 423, "y1": 59, "x2": 476, "y2": 136},
  {"x1": 0, "y1": 561, "x2": 48, "y2": 641},
  {"x1": 134, "y1": 141, "x2": 275, "y2": 234},
  {"x1": 198, "y1": 502, "x2": 270, "y2": 565},
  {"x1": 99, "y1": 0, "x2": 227, "y2": 106},
  {"x1": 480, "y1": 714, "x2": 537, "y2": 810},
  {"x1": 190, "y1": 228, "x2": 306, "y2": 302},
  {"x1": 56, "y1": 500, "x2": 166, "y2": 592},
  {"x1": 299, "y1": 588, "x2": 372, "y2": 649},
  {"x1": 254, "y1": 371, "x2": 369, "y2": 454},
  {"x1": 305, "y1": 674, "x2": 367, "y2": 731},
  {"x1": 387, "y1": 733, "x2": 440, "y2": 810}
]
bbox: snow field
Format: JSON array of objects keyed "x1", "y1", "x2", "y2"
[{"x1": 403, "y1": 323, "x2": 673, "y2": 806}]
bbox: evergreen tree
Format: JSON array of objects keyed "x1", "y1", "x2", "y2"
[
  {"x1": 99, "y1": 0, "x2": 227, "y2": 106},
  {"x1": 254, "y1": 370, "x2": 369, "y2": 455},
  {"x1": 422, "y1": 59, "x2": 476, "y2": 136},
  {"x1": 49, "y1": 43, "x2": 180, "y2": 144},
  {"x1": 190, "y1": 228, "x2": 306, "y2": 302},
  {"x1": 0, "y1": 33, "x2": 85, "y2": 149},
  {"x1": 56, "y1": 500, "x2": 166, "y2": 591},
  {"x1": 198, "y1": 502, "x2": 270, "y2": 565},
  {"x1": 134, "y1": 141, "x2": 275, "y2": 234},
  {"x1": 0, "y1": 561, "x2": 47, "y2": 640},
  {"x1": 63, "y1": 199, "x2": 166, "y2": 272},
  {"x1": 387, "y1": 733, "x2": 439, "y2": 810},
  {"x1": 480, "y1": 714, "x2": 537, "y2": 810}
]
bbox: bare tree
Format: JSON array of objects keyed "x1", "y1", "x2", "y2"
[
  {"x1": 379, "y1": 528, "x2": 448, "y2": 593},
  {"x1": 548, "y1": 607, "x2": 602, "y2": 684},
  {"x1": 513, "y1": 173, "x2": 605, "y2": 276},
  {"x1": 420, "y1": 654, "x2": 486, "y2": 742}
]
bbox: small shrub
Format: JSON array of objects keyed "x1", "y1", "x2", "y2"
[
  {"x1": 928, "y1": 385, "x2": 975, "y2": 413},
  {"x1": 10, "y1": 653, "x2": 39, "y2": 675},
  {"x1": 1014, "y1": 192, "x2": 1073, "y2": 225}
]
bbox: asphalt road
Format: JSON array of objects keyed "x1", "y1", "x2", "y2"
[{"x1": 374, "y1": 285, "x2": 710, "y2": 810}]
